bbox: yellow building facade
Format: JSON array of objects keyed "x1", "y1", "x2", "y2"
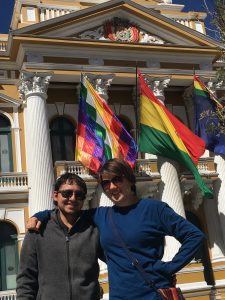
[{"x1": 0, "y1": 0, "x2": 225, "y2": 299}]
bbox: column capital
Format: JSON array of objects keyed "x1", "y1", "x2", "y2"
[
  {"x1": 143, "y1": 76, "x2": 171, "y2": 104},
  {"x1": 18, "y1": 71, "x2": 52, "y2": 102},
  {"x1": 84, "y1": 73, "x2": 114, "y2": 101}
]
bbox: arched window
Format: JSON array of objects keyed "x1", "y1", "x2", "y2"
[
  {"x1": 0, "y1": 114, "x2": 13, "y2": 172},
  {"x1": 50, "y1": 117, "x2": 75, "y2": 163},
  {"x1": 0, "y1": 222, "x2": 18, "y2": 291}
]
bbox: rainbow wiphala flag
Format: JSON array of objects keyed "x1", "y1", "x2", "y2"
[{"x1": 75, "y1": 76, "x2": 137, "y2": 173}]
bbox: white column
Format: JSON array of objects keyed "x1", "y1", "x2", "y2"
[
  {"x1": 18, "y1": 71, "x2": 54, "y2": 216},
  {"x1": 214, "y1": 155, "x2": 225, "y2": 249},
  {"x1": 159, "y1": 158, "x2": 186, "y2": 261},
  {"x1": 144, "y1": 76, "x2": 170, "y2": 105},
  {"x1": 84, "y1": 73, "x2": 114, "y2": 101},
  {"x1": 144, "y1": 76, "x2": 185, "y2": 261}
]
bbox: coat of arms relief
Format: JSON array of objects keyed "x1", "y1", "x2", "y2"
[{"x1": 78, "y1": 17, "x2": 167, "y2": 44}]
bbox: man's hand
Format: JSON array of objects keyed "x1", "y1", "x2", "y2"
[{"x1": 27, "y1": 217, "x2": 42, "y2": 231}]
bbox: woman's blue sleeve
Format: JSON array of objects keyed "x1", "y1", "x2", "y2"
[{"x1": 33, "y1": 209, "x2": 53, "y2": 222}]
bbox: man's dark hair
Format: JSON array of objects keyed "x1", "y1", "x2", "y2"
[{"x1": 54, "y1": 173, "x2": 87, "y2": 195}]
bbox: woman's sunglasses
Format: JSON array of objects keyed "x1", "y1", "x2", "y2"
[
  {"x1": 57, "y1": 190, "x2": 85, "y2": 200},
  {"x1": 101, "y1": 175, "x2": 124, "y2": 191}
]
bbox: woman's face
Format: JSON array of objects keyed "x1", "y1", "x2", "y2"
[{"x1": 100, "y1": 172, "x2": 135, "y2": 206}]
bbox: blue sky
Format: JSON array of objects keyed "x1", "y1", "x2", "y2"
[{"x1": 0, "y1": 0, "x2": 217, "y2": 38}]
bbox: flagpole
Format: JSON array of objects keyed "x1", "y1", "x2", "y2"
[{"x1": 135, "y1": 62, "x2": 139, "y2": 144}]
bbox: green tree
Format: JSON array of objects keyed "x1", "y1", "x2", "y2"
[{"x1": 204, "y1": 0, "x2": 225, "y2": 81}]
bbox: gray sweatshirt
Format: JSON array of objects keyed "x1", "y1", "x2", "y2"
[{"x1": 16, "y1": 210, "x2": 102, "y2": 300}]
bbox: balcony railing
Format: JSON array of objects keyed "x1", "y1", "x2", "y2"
[
  {"x1": 0, "y1": 40, "x2": 7, "y2": 52},
  {"x1": 54, "y1": 157, "x2": 216, "y2": 180},
  {"x1": 0, "y1": 290, "x2": 16, "y2": 300},
  {"x1": 197, "y1": 158, "x2": 216, "y2": 175},
  {"x1": 39, "y1": 6, "x2": 75, "y2": 22},
  {"x1": 0, "y1": 172, "x2": 28, "y2": 192},
  {"x1": 55, "y1": 159, "x2": 160, "y2": 179}
]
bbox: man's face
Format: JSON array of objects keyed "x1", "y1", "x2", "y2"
[{"x1": 53, "y1": 183, "x2": 85, "y2": 216}]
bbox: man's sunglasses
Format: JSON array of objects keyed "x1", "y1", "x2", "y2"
[
  {"x1": 101, "y1": 175, "x2": 124, "y2": 190},
  {"x1": 57, "y1": 190, "x2": 85, "y2": 200}
]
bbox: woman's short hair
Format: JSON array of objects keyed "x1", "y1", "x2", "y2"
[{"x1": 99, "y1": 158, "x2": 136, "y2": 193}]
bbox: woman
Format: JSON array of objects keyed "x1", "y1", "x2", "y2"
[{"x1": 29, "y1": 158, "x2": 204, "y2": 300}]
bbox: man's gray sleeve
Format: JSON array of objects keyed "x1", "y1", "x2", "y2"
[{"x1": 16, "y1": 231, "x2": 39, "y2": 300}]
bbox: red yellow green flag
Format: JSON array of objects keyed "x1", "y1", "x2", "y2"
[{"x1": 138, "y1": 72, "x2": 213, "y2": 198}]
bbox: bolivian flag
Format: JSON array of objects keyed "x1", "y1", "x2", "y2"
[{"x1": 138, "y1": 72, "x2": 213, "y2": 198}]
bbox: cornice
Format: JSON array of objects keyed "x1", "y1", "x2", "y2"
[
  {"x1": 11, "y1": 35, "x2": 220, "y2": 53},
  {"x1": 21, "y1": 62, "x2": 217, "y2": 86},
  {"x1": 0, "y1": 93, "x2": 21, "y2": 107}
]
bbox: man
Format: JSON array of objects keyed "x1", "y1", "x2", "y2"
[{"x1": 16, "y1": 173, "x2": 103, "y2": 300}]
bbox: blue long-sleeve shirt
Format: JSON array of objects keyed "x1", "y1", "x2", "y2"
[{"x1": 35, "y1": 199, "x2": 204, "y2": 300}]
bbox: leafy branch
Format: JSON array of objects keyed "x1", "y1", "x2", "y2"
[{"x1": 199, "y1": 105, "x2": 225, "y2": 134}]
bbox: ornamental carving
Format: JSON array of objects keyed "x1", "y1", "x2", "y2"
[
  {"x1": 103, "y1": 17, "x2": 139, "y2": 42},
  {"x1": 18, "y1": 71, "x2": 52, "y2": 101},
  {"x1": 78, "y1": 17, "x2": 166, "y2": 44}
]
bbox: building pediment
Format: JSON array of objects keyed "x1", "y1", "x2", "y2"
[
  {"x1": 75, "y1": 17, "x2": 169, "y2": 45},
  {"x1": 12, "y1": 0, "x2": 220, "y2": 49}
]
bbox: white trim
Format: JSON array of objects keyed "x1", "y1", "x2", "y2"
[
  {"x1": 101, "y1": 293, "x2": 109, "y2": 300},
  {"x1": 0, "y1": 94, "x2": 21, "y2": 107},
  {"x1": 26, "y1": 7, "x2": 36, "y2": 22},
  {"x1": 13, "y1": 107, "x2": 22, "y2": 172},
  {"x1": 178, "y1": 281, "x2": 210, "y2": 292},
  {"x1": 178, "y1": 266, "x2": 204, "y2": 274},
  {"x1": 211, "y1": 257, "x2": 225, "y2": 263},
  {"x1": 17, "y1": 233, "x2": 25, "y2": 241},
  {"x1": 215, "y1": 279, "x2": 225, "y2": 287}
]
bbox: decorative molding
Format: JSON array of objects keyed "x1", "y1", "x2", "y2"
[
  {"x1": 0, "y1": 93, "x2": 21, "y2": 107},
  {"x1": 83, "y1": 73, "x2": 114, "y2": 101},
  {"x1": 143, "y1": 76, "x2": 171, "y2": 104},
  {"x1": 18, "y1": 71, "x2": 52, "y2": 102},
  {"x1": 78, "y1": 18, "x2": 166, "y2": 44},
  {"x1": 103, "y1": 17, "x2": 140, "y2": 42}
]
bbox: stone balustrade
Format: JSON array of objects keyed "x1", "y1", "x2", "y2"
[
  {"x1": 0, "y1": 41, "x2": 7, "y2": 52},
  {"x1": 197, "y1": 157, "x2": 217, "y2": 175},
  {"x1": 0, "y1": 290, "x2": 16, "y2": 300},
  {"x1": 0, "y1": 173, "x2": 28, "y2": 192},
  {"x1": 39, "y1": 6, "x2": 76, "y2": 22},
  {"x1": 54, "y1": 157, "x2": 216, "y2": 180}
]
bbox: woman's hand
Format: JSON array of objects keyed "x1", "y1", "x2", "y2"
[
  {"x1": 171, "y1": 274, "x2": 177, "y2": 287},
  {"x1": 26, "y1": 217, "x2": 42, "y2": 231}
]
